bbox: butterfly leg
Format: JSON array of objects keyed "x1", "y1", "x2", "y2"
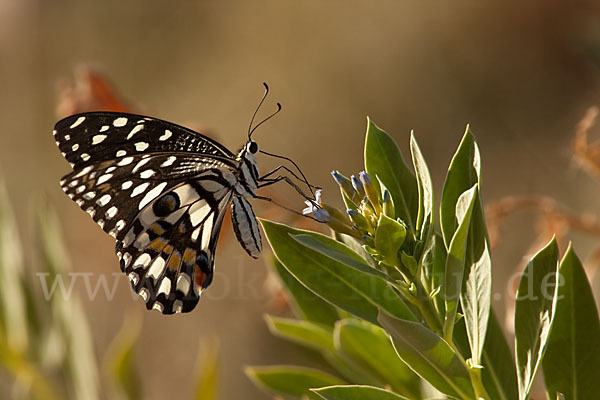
[
  {"x1": 253, "y1": 195, "x2": 321, "y2": 222},
  {"x1": 259, "y1": 165, "x2": 321, "y2": 191},
  {"x1": 258, "y1": 174, "x2": 316, "y2": 202}
]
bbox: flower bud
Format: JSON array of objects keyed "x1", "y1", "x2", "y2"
[
  {"x1": 359, "y1": 171, "x2": 381, "y2": 216},
  {"x1": 351, "y1": 175, "x2": 365, "y2": 199},
  {"x1": 331, "y1": 171, "x2": 359, "y2": 203},
  {"x1": 347, "y1": 209, "x2": 372, "y2": 234},
  {"x1": 382, "y1": 189, "x2": 395, "y2": 218}
]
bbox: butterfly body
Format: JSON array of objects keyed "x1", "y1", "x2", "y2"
[{"x1": 54, "y1": 112, "x2": 263, "y2": 314}]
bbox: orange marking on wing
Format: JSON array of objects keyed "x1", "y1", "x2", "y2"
[
  {"x1": 148, "y1": 222, "x2": 166, "y2": 237},
  {"x1": 182, "y1": 247, "x2": 196, "y2": 268},
  {"x1": 147, "y1": 237, "x2": 168, "y2": 253},
  {"x1": 166, "y1": 249, "x2": 182, "y2": 271},
  {"x1": 194, "y1": 265, "x2": 208, "y2": 288}
]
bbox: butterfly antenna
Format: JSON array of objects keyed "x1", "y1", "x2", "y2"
[
  {"x1": 248, "y1": 82, "x2": 270, "y2": 140},
  {"x1": 249, "y1": 102, "x2": 282, "y2": 139}
]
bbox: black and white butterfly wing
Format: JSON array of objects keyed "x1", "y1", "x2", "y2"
[
  {"x1": 54, "y1": 111, "x2": 235, "y2": 169},
  {"x1": 56, "y1": 112, "x2": 241, "y2": 314}
]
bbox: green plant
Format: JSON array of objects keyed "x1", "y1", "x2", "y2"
[{"x1": 246, "y1": 120, "x2": 600, "y2": 400}]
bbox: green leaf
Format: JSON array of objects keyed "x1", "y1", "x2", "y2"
[
  {"x1": 262, "y1": 220, "x2": 415, "y2": 325},
  {"x1": 514, "y1": 237, "x2": 559, "y2": 400},
  {"x1": 245, "y1": 366, "x2": 344, "y2": 400},
  {"x1": 193, "y1": 338, "x2": 219, "y2": 400},
  {"x1": 106, "y1": 314, "x2": 142, "y2": 400},
  {"x1": 292, "y1": 234, "x2": 392, "y2": 283},
  {"x1": 364, "y1": 118, "x2": 418, "y2": 229},
  {"x1": 271, "y1": 258, "x2": 340, "y2": 327},
  {"x1": 313, "y1": 385, "x2": 411, "y2": 400},
  {"x1": 542, "y1": 244, "x2": 600, "y2": 400},
  {"x1": 335, "y1": 233, "x2": 378, "y2": 268},
  {"x1": 266, "y1": 316, "x2": 335, "y2": 352},
  {"x1": 480, "y1": 311, "x2": 519, "y2": 400},
  {"x1": 422, "y1": 234, "x2": 447, "y2": 318},
  {"x1": 440, "y1": 125, "x2": 481, "y2": 248},
  {"x1": 378, "y1": 311, "x2": 475, "y2": 400},
  {"x1": 443, "y1": 184, "x2": 477, "y2": 339},
  {"x1": 410, "y1": 133, "x2": 433, "y2": 239},
  {"x1": 375, "y1": 214, "x2": 406, "y2": 266},
  {"x1": 437, "y1": 125, "x2": 492, "y2": 368},
  {"x1": 334, "y1": 319, "x2": 421, "y2": 399},
  {"x1": 460, "y1": 196, "x2": 491, "y2": 367}
]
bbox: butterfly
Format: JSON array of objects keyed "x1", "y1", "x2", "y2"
[{"x1": 54, "y1": 84, "x2": 318, "y2": 315}]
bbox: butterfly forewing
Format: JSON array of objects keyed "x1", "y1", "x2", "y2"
[
  {"x1": 54, "y1": 111, "x2": 265, "y2": 315},
  {"x1": 54, "y1": 111, "x2": 234, "y2": 169}
]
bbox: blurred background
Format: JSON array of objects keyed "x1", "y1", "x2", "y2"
[{"x1": 2, "y1": 0, "x2": 600, "y2": 399}]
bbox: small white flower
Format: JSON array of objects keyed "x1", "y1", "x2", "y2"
[{"x1": 302, "y1": 190, "x2": 330, "y2": 222}]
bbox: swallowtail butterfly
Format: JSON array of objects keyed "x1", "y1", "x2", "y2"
[{"x1": 54, "y1": 84, "x2": 316, "y2": 315}]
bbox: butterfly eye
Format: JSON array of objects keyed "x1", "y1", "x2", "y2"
[{"x1": 248, "y1": 141, "x2": 259, "y2": 154}]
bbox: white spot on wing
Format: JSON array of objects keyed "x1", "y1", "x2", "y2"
[
  {"x1": 123, "y1": 252, "x2": 132, "y2": 268},
  {"x1": 189, "y1": 200, "x2": 211, "y2": 226},
  {"x1": 116, "y1": 150, "x2": 127, "y2": 157},
  {"x1": 74, "y1": 165, "x2": 93, "y2": 178},
  {"x1": 132, "y1": 158, "x2": 150, "y2": 173},
  {"x1": 83, "y1": 191, "x2": 96, "y2": 200},
  {"x1": 128, "y1": 272, "x2": 139, "y2": 286},
  {"x1": 118, "y1": 156, "x2": 134, "y2": 166},
  {"x1": 201, "y1": 214, "x2": 214, "y2": 250},
  {"x1": 126, "y1": 124, "x2": 144, "y2": 140},
  {"x1": 138, "y1": 182, "x2": 168, "y2": 210},
  {"x1": 131, "y1": 182, "x2": 150, "y2": 197},
  {"x1": 159, "y1": 129, "x2": 172, "y2": 141},
  {"x1": 71, "y1": 143, "x2": 79, "y2": 151},
  {"x1": 97, "y1": 173, "x2": 113, "y2": 184},
  {"x1": 173, "y1": 300, "x2": 183, "y2": 314},
  {"x1": 134, "y1": 253, "x2": 152, "y2": 268},
  {"x1": 64, "y1": 134, "x2": 70, "y2": 140},
  {"x1": 113, "y1": 117, "x2": 128, "y2": 127},
  {"x1": 96, "y1": 194, "x2": 111, "y2": 207},
  {"x1": 121, "y1": 181, "x2": 133, "y2": 190},
  {"x1": 105, "y1": 206, "x2": 118, "y2": 219},
  {"x1": 191, "y1": 226, "x2": 201, "y2": 242},
  {"x1": 81, "y1": 153, "x2": 90, "y2": 161},
  {"x1": 92, "y1": 134, "x2": 107, "y2": 144},
  {"x1": 100, "y1": 125, "x2": 109, "y2": 132},
  {"x1": 148, "y1": 257, "x2": 166, "y2": 280},
  {"x1": 139, "y1": 287, "x2": 150, "y2": 302},
  {"x1": 140, "y1": 169, "x2": 155, "y2": 179},
  {"x1": 176, "y1": 274, "x2": 191, "y2": 295},
  {"x1": 158, "y1": 277, "x2": 171, "y2": 295},
  {"x1": 115, "y1": 219, "x2": 126, "y2": 231},
  {"x1": 70, "y1": 116, "x2": 85, "y2": 129},
  {"x1": 161, "y1": 156, "x2": 176, "y2": 167},
  {"x1": 135, "y1": 142, "x2": 149, "y2": 151}
]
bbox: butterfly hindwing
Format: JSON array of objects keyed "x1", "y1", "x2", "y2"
[
  {"x1": 117, "y1": 180, "x2": 233, "y2": 314},
  {"x1": 54, "y1": 111, "x2": 235, "y2": 169}
]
